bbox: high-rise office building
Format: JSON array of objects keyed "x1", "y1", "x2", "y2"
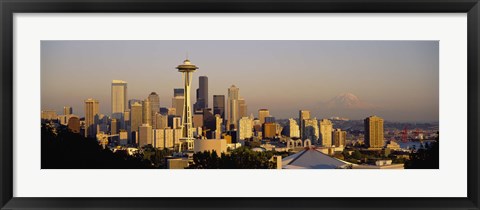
[
  {"x1": 128, "y1": 99, "x2": 142, "y2": 110},
  {"x1": 193, "y1": 113, "x2": 204, "y2": 129},
  {"x1": 138, "y1": 124, "x2": 153, "y2": 148},
  {"x1": 153, "y1": 129, "x2": 165, "y2": 148},
  {"x1": 130, "y1": 102, "x2": 143, "y2": 134},
  {"x1": 238, "y1": 98, "x2": 247, "y2": 118},
  {"x1": 258, "y1": 109, "x2": 270, "y2": 125},
  {"x1": 332, "y1": 128, "x2": 347, "y2": 147},
  {"x1": 172, "y1": 96, "x2": 185, "y2": 118},
  {"x1": 194, "y1": 76, "x2": 208, "y2": 110},
  {"x1": 111, "y1": 80, "x2": 127, "y2": 120},
  {"x1": 299, "y1": 110, "x2": 311, "y2": 140},
  {"x1": 119, "y1": 130, "x2": 128, "y2": 146},
  {"x1": 286, "y1": 118, "x2": 300, "y2": 138},
  {"x1": 164, "y1": 128, "x2": 174, "y2": 148},
  {"x1": 227, "y1": 85, "x2": 240, "y2": 129},
  {"x1": 173, "y1": 116, "x2": 182, "y2": 129},
  {"x1": 263, "y1": 122, "x2": 277, "y2": 139},
  {"x1": 203, "y1": 108, "x2": 216, "y2": 136},
  {"x1": 303, "y1": 118, "x2": 319, "y2": 142},
  {"x1": 215, "y1": 114, "x2": 223, "y2": 139},
  {"x1": 174, "y1": 88, "x2": 184, "y2": 97},
  {"x1": 63, "y1": 106, "x2": 73, "y2": 115},
  {"x1": 84, "y1": 98, "x2": 99, "y2": 138},
  {"x1": 319, "y1": 119, "x2": 333, "y2": 146},
  {"x1": 264, "y1": 116, "x2": 276, "y2": 124},
  {"x1": 110, "y1": 118, "x2": 119, "y2": 135},
  {"x1": 238, "y1": 117, "x2": 253, "y2": 140},
  {"x1": 148, "y1": 92, "x2": 160, "y2": 127},
  {"x1": 155, "y1": 113, "x2": 168, "y2": 129},
  {"x1": 142, "y1": 99, "x2": 152, "y2": 126},
  {"x1": 364, "y1": 115, "x2": 385, "y2": 149},
  {"x1": 213, "y1": 95, "x2": 225, "y2": 119}
]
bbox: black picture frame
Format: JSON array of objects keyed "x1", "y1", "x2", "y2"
[{"x1": 1, "y1": 0, "x2": 479, "y2": 209}]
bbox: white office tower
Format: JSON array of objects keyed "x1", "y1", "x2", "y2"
[
  {"x1": 138, "y1": 124, "x2": 152, "y2": 148},
  {"x1": 111, "y1": 80, "x2": 127, "y2": 124},
  {"x1": 287, "y1": 118, "x2": 300, "y2": 138},
  {"x1": 238, "y1": 117, "x2": 253, "y2": 140},
  {"x1": 319, "y1": 119, "x2": 333, "y2": 147}
]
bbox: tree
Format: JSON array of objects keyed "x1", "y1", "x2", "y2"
[
  {"x1": 41, "y1": 123, "x2": 153, "y2": 169},
  {"x1": 188, "y1": 147, "x2": 276, "y2": 169},
  {"x1": 404, "y1": 140, "x2": 439, "y2": 169}
]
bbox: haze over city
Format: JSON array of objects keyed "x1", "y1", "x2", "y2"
[{"x1": 41, "y1": 40, "x2": 439, "y2": 122}]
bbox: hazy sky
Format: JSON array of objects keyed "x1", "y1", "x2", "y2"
[{"x1": 41, "y1": 40, "x2": 439, "y2": 122}]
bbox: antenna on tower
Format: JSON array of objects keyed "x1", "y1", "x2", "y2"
[{"x1": 186, "y1": 51, "x2": 189, "y2": 60}]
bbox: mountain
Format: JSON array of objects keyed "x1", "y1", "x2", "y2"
[{"x1": 324, "y1": 93, "x2": 376, "y2": 110}]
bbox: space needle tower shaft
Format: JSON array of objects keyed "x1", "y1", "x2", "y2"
[{"x1": 176, "y1": 58, "x2": 198, "y2": 151}]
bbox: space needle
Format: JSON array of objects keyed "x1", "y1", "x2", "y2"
[{"x1": 176, "y1": 58, "x2": 198, "y2": 151}]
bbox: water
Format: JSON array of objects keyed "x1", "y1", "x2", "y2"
[{"x1": 397, "y1": 140, "x2": 436, "y2": 150}]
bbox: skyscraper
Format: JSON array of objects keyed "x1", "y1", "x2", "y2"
[
  {"x1": 332, "y1": 128, "x2": 347, "y2": 147},
  {"x1": 172, "y1": 96, "x2": 185, "y2": 118},
  {"x1": 174, "y1": 88, "x2": 184, "y2": 97},
  {"x1": 238, "y1": 98, "x2": 247, "y2": 118},
  {"x1": 213, "y1": 95, "x2": 225, "y2": 119},
  {"x1": 148, "y1": 92, "x2": 160, "y2": 128},
  {"x1": 176, "y1": 58, "x2": 198, "y2": 151},
  {"x1": 263, "y1": 122, "x2": 277, "y2": 139},
  {"x1": 128, "y1": 99, "x2": 142, "y2": 110},
  {"x1": 286, "y1": 118, "x2": 300, "y2": 138},
  {"x1": 84, "y1": 98, "x2": 99, "y2": 138},
  {"x1": 227, "y1": 85, "x2": 239, "y2": 130},
  {"x1": 130, "y1": 102, "x2": 143, "y2": 133},
  {"x1": 258, "y1": 109, "x2": 270, "y2": 125},
  {"x1": 238, "y1": 117, "x2": 253, "y2": 140},
  {"x1": 194, "y1": 76, "x2": 208, "y2": 111},
  {"x1": 215, "y1": 114, "x2": 223, "y2": 139},
  {"x1": 364, "y1": 115, "x2": 385, "y2": 149},
  {"x1": 111, "y1": 80, "x2": 127, "y2": 120},
  {"x1": 299, "y1": 110, "x2": 311, "y2": 140},
  {"x1": 142, "y1": 98, "x2": 152, "y2": 126},
  {"x1": 138, "y1": 124, "x2": 153, "y2": 148},
  {"x1": 319, "y1": 119, "x2": 333, "y2": 146},
  {"x1": 303, "y1": 118, "x2": 319, "y2": 143},
  {"x1": 63, "y1": 106, "x2": 72, "y2": 115},
  {"x1": 155, "y1": 113, "x2": 168, "y2": 129}
]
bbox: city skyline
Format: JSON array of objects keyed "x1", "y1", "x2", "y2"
[{"x1": 41, "y1": 40, "x2": 439, "y2": 122}]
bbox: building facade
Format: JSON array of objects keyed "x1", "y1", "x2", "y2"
[
  {"x1": 84, "y1": 98, "x2": 99, "y2": 138},
  {"x1": 213, "y1": 95, "x2": 225, "y2": 119},
  {"x1": 299, "y1": 110, "x2": 311, "y2": 140},
  {"x1": 319, "y1": 119, "x2": 333, "y2": 147},
  {"x1": 364, "y1": 115, "x2": 385, "y2": 149},
  {"x1": 332, "y1": 128, "x2": 347, "y2": 147},
  {"x1": 227, "y1": 85, "x2": 240, "y2": 129},
  {"x1": 111, "y1": 80, "x2": 127, "y2": 120},
  {"x1": 258, "y1": 109, "x2": 270, "y2": 125},
  {"x1": 238, "y1": 116, "x2": 253, "y2": 140},
  {"x1": 303, "y1": 118, "x2": 319, "y2": 143}
]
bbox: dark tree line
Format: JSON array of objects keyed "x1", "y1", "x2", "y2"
[
  {"x1": 41, "y1": 124, "x2": 153, "y2": 169},
  {"x1": 188, "y1": 147, "x2": 277, "y2": 169},
  {"x1": 404, "y1": 140, "x2": 439, "y2": 169}
]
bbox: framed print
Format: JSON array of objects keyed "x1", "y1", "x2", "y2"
[{"x1": 1, "y1": 0, "x2": 479, "y2": 209}]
